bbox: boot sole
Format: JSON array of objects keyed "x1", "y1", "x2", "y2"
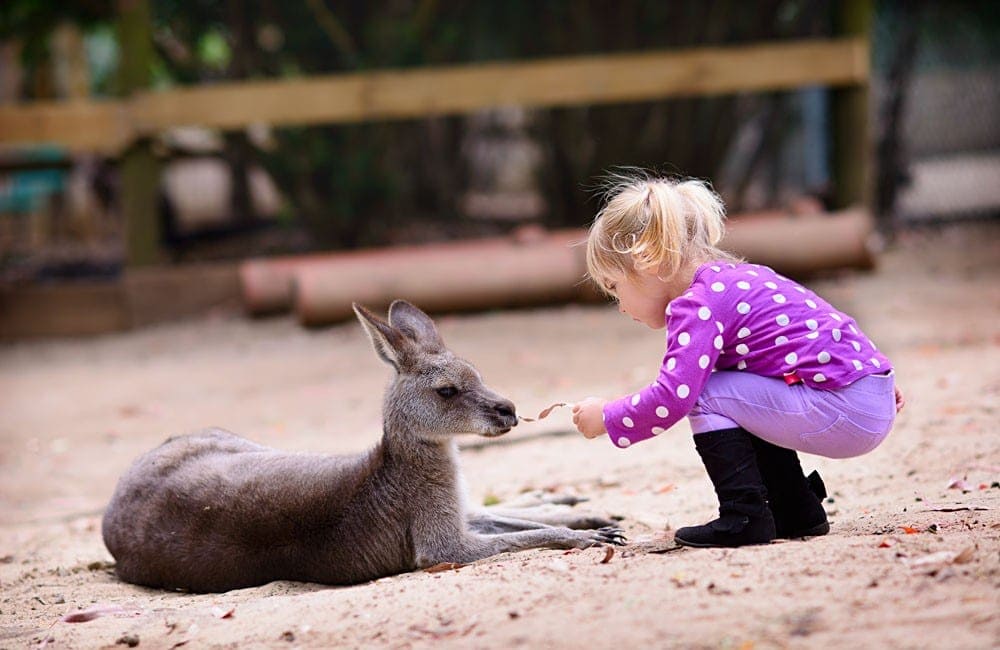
[
  {"x1": 674, "y1": 535, "x2": 774, "y2": 549},
  {"x1": 782, "y1": 521, "x2": 830, "y2": 539}
]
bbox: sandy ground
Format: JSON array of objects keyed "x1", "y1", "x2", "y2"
[{"x1": 1, "y1": 221, "x2": 998, "y2": 650}]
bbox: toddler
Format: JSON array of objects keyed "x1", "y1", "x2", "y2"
[{"x1": 571, "y1": 174, "x2": 902, "y2": 548}]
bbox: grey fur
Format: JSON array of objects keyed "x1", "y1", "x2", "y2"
[{"x1": 102, "y1": 300, "x2": 623, "y2": 593}]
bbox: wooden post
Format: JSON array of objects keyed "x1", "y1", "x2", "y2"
[
  {"x1": 831, "y1": 0, "x2": 873, "y2": 210},
  {"x1": 117, "y1": 0, "x2": 162, "y2": 266}
]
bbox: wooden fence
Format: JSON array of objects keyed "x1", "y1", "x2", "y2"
[{"x1": 0, "y1": 37, "x2": 867, "y2": 154}]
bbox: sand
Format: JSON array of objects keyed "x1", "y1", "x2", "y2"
[{"x1": 1, "y1": 221, "x2": 998, "y2": 649}]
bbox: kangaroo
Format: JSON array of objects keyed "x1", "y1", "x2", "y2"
[{"x1": 102, "y1": 300, "x2": 623, "y2": 593}]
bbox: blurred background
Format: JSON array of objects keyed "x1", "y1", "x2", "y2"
[{"x1": 0, "y1": 0, "x2": 997, "y2": 337}]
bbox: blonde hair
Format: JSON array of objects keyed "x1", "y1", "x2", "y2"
[{"x1": 585, "y1": 172, "x2": 740, "y2": 295}]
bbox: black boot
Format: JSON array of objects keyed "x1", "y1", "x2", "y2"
[
  {"x1": 749, "y1": 435, "x2": 830, "y2": 538},
  {"x1": 675, "y1": 428, "x2": 776, "y2": 548}
]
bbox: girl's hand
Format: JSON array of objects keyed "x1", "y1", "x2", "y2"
[
  {"x1": 894, "y1": 386, "x2": 906, "y2": 413},
  {"x1": 572, "y1": 397, "x2": 608, "y2": 439}
]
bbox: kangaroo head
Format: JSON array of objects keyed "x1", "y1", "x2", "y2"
[{"x1": 353, "y1": 300, "x2": 518, "y2": 442}]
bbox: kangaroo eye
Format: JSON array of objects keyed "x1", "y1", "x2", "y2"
[{"x1": 436, "y1": 386, "x2": 458, "y2": 398}]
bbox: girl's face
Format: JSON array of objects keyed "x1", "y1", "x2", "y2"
[{"x1": 608, "y1": 267, "x2": 675, "y2": 330}]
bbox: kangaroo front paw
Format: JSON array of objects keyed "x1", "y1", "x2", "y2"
[{"x1": 593, "y1": 526, "x2": 628, "y2": 546}]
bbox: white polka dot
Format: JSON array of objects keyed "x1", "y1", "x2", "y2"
[
  {"x1": 698, "y1": 306, "x2": 712, "y2": 320},
  {"x1": 737, "y1": 302, "x2": 751, "y2": 314},
  {"x1": 776, "y1": 314, "x2": 790, "y2": 326},
  {"x1": 737, "y1": 281, "x2": 751, "y2": 290},
  {"x1": 737, "y1": 360, "x2": 747, "y2": 370},
  {"x1": 871, "y1": 358, "x2": 881, "y2": 368},
  {"x1": 716, "y1": 321, "x2": 725, "y2": 333},
  {"x1": 805, "y1": 299, "x2": 817, "y2": 309},
  {"x1": 617, "y1": 437, "x2": 631, "y2": 448},
  {"x1": 852, "y1": 359, "x2": 864, "y2": 371},
  {"x1": 667, "y1": 358, "x2": 677, "y2": 371},
  {"x1": 806, "y1": 319, "x2": 818, "y2": 330},
  {"x1": 772, "y1": 294, "x2": 787, "y2": 304},
  {"x1": 849, "y1": 325, "x2": 858, "y2": 335},
  {"x1": 711, "y1": 265, "x2": 721, "y2": 272},
  {"x1": 736, "y1": 343, "x2": 749, "y2": 355},
  {"x1": 806, "y1": 331, "x2": 820, "y2": 340},
  {"x1": 747, "y1": 270, "x2": 759, "y2": 277},
  {"x1": 775, "y1": 336, "x2": 789, "y2": 345},
  {"x1": 832, "y1": 329, "x2": 842, "y2": 342},
  {"x1": 817, "y1": 351, "x2": 831, "y2": 364},
  {"x1": 830, "y1": 313, "x2": 843, "y2": 322},
  {"x1": 656, "y1": 406, "x2": 669, "y2": 418},
  {"x1": 714, "y1": 335, "x2": 723, "y2": 350},
  {"x1": 813, "y1": 373, "x2": 827, "y2": 383},
  {"x1": 711, "y1": 282, "x2": 725, "y2": 292},
  {"x1": 677, "y1": 332, "x2": 691, "y2": 346},
  {"x1": 622, "y1": 417, "x2": 634, "y2": 428},
  {"x1": 651, "y1": 427, "x2": 666, "y2": 435},
  {"x1": 795, "y1": 286, "x2": 807, "y2": 293},
  {"x1": 665, "y1": 305, "x2": 672, "y2": 316},
  {"x1": 677, "y1": 384, "x2": 690, "y2": 399},
  {"x1": 631, "y1": 394, "x2": 641, "y2": 406},
  {"x1": 851, "y1": 341, "x2": 862, "y2": 352},
  {"x1": 764, "y1": 281, "x2": 778, "y2": 290},
  {"x1": 785, "y1": 352, "x2": 798, "y2": 365},
  {"x1": 737, "y1": 327, "x2": 751, "y2": 339},
  {"x1": 698, "y1": 355, "x2": 710, "y2": 369}
]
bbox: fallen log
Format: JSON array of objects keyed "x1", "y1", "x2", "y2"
[
  {"x1": 238, "y1": 208, "x2": 876, "y2": 324},
  {"x1": 293, "y1": 229, "x2": 599, "y2": 326},
  {"x1": 721, "y1": 207, "x2": 876, "y2": 277}
]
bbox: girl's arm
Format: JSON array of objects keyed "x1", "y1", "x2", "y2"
[{"x1": 599, "y1": 293, "x2": 724, "y2": 448}]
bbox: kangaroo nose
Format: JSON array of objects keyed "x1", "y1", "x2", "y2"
[{"x1": 495, "y1": 401, "x2": 517, "y2": 425}]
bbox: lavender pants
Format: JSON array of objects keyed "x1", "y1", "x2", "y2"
[{"x1": 687, "y1": 371, "x2": 896, "y2": 459}]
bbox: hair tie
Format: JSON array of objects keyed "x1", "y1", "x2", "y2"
[{"x1": 610, "y1": 231, "x2": 638, "y2": 254}]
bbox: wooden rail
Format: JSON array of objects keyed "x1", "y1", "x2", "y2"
[{"x1": 0, "y1": 37, "x2": 867, "y2": 154}]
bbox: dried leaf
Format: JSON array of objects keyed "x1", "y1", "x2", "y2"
[
  {"x1": 903, "y1": 550, "x2": 961, "y2": 570},
  {"x1": 901, "y1": 526, "x2": 920, "y2": 535},
  {"x1": 211, "y1": 606, "x2": 235, "y2": 619},
  {"x1": 423, "y1": 562, "x2": 465, "y2": 574},
  {"x1": 946, "y1": 476, "x2": 973, "y2": 491},
  {"x1": 600, "y1": 546, "x2": 615, "y2": 564},
  {"x1": 61, "y1": 605, "x2": 138, "y2": 623},
  {"x1": 518, "y1": 402, "x2": 567, "y2": 422},
  {"x1": 953, "y1": 546, "x2": 976, "y2": 564}
]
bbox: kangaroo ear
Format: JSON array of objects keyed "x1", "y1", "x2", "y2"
[
  {"x1": 387, "y1": 300, "x2": 445, "y2": 352},
  {"x1": 353, "y1": 303, "x2": 406, "y2": 371}
]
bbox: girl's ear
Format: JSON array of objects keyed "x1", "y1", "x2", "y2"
[{"x1": 353, "y1": 303, "x2": 405, "y2": 371}]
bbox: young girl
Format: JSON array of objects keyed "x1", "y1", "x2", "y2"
[{"x1": 571, "y1": 174, "x2": 903, "y2": 548}]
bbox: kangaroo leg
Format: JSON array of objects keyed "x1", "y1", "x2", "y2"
[
  {"x1": 497, "y1": 490, "x2": 589, "y2": 508},
  {"x1": 485, "y1": 505, "x2": 620, "y2": 530},
  {"x1": 466, "y1": 511, "x2": 554, "y2": 534},
  {"x1": 417, "y1": 526, "x2": 626, "y2": 567}
]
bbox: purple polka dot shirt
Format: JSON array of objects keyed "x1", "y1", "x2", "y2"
[{"x1": 602, "y1": 262, "x2": 892, "y2": 448}]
